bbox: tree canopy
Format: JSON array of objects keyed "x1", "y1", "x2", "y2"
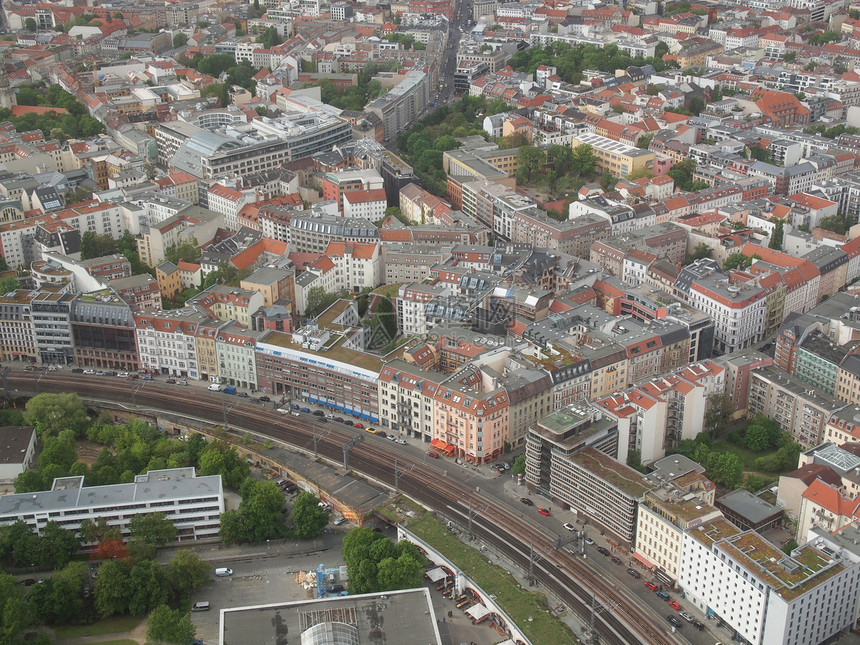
[
  {"x1": 146, "y1": 605, "x2": 196, "y2": 645},
  {"x1": 290, "y1": 491, "x2": 329, "y2": 539},
  {"x1": 722, "y1": 253, "x2": 752, "y2": 271},
  {"x1": 508, "y1": 42, "x2": 676, "y2": 83},
  {"x1": 305, "y1": 286, "x2": 339, "y2": 319},
  {"x1": 342, "y1": 528, "x2": 424, "y2": 594},
  {"x1": 219, "y1": 479, "x2": 287, "y2": 544},
  {"x1": 3, "y1": 86, "x2": 103, "y2": 141},
  {"x1": 23, "y1": 393, "x2": 89, "y2": 438}
]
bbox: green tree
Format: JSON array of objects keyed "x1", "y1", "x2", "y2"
[
  {"x1": 66, "y1": 184, "x2": 93, "y2": 204},
  {"x1": 168, "y1": 550, "x2": 210, "y2": 603},
  {"x1": 818, "y1": 214, "x2": 849, "y2": 235},
  {"x1": 197, "y1": 54, "x2": 236, "y2": 76},
  {"x1": 173, "y1": 33, "x2": 188, "y2": 48},
  {"x1": 0, "y1": 520, "x2": 40, "y2": 567},
  {"x1": 342, "y1": 528, "x2": 424, "y2": 593},
  {"x1": 685, "y1": 242, "x2": 712, "y2": 264},
  {"x1": 0, "y1": 571, "x2": 31, "y2": 642},
  {"x1": 164, "y1": 238, "x2": 201, "y2": 265},
  {"x1": 38, "y1": 521, "x2": 81, "y2": 568},
  {"x1": 24, "y1": 18, "x2": 37, "y2": 32},
  {"x1": 37, "y1": 561, "x2": 88, "y2": 624},
  {"x1": 146, "y1": 605, "x2": 196, "y2": 645},
  {"x1": 668, "y1": 158, "x2": 697, "y2": 191},
  {"x1": 0, "y1": 276, "x2": 17, "y2": 294},
  {"x1": 305, "y1": 286, "x2": 339, "y2": 319},
  {"x1": 80, "y1": 516, "x2": 122, "y2": 546},
  {"x1": 688, "y1": 96, "x2": 705, "y2": 116},
  {"x1": 291, "y1": 492, "x2": 329, "y2": 539},
  {"x1": 200, "y1": 82, "x2": 228, "y2": 107},
  {"x1": 80, "y1": 231, "x2": 120, "y2": 260},
  {"x1": 512, "y1": 454, "x2": 526, "y2": 475},
  {"x1": 516, "y1": 146, "x2": 546, "y2": 184},
  {"x1": 769, "y1": 221, "x2": 784, "y2": 251},
  {"x1": 808, "y1": 30, "x2": 840, "y2": 45},
  {"x1": 722, "y1": 253, "x2": 752, "y2": 271},
  {"x1": 94, "y1": 560, "x2": 132, "y2": 618},
  {"x1": 23, "y1": 392, "x2": 89, "y2": 437},
  {"x1": 128, "y1": 512, "x2": 177, "y2": 560},
  {"x1": 708, "y1": 452, "x2": 743, "y2": 488},
  {"x1": 255, "y1": 105, "x2": 267, "y2": 116},
  {"x1": 197, "y1": 440, "x2": 249, "y2": 490},
  {"x1": 129, "y1": 559, "x2": 169, "y2": 615},
  {"x1": 704, "y1": 393, "x2": 734, "y2": 439},
  {"x1": 256, "y1": 26, "x2": 283, "y2": 50},
  {"x1": 572, "y1": 144, "x2": 596, "y2": 175},
  {"x1": 636, "y1": 132, "x2": 654, "y2": 149}
]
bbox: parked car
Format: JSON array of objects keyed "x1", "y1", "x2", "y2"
[
  {"x1": 679, "y1": 612, "x2": 694, "y2": 623},
  {"x1": 299, "y1": 407, "x2": 310, "y2": 413},
  {"x1": 142, "y1": 375, "x2": 152, "y2": 381},
  {"x1": 585, "y1": 538, "x2": 594, "y2": 546},
  {"x1": 627, "y1": 568, "x2": 641, "y2": 579},
  {"x1": 386, "y1": 435, "x2": 395, "y2": 441},
  {"x1": 669, "y1": 600, "x2": 682, "y2": 611},
  {"x1": 520, "y1": 497, "x2": 533, "y2": 506},
  {"x1": 596, "y1": 546, "x2": 610, "y2": 556},
  {"x1": 563, "y1": 523, "x2": 575, "y2": 531},
  {"x1": 396, "y1": 438, "x2": 406, "y2": 445},
  {"x1": 191, "y1": 601, "x2": 210, "y2": 612},
  {"x1": 691, "y1": 619, "x2": 704, "y2": 631},
  {"x1": 375, "y1": 430, "x2": 386, "y2": 436},
  {"x1": 165, "y1": 378, "x2": 176, "y2": 384},
  {"x1": 365, "y1": 427, "x2": 376, "y2": 433},
  {"x1": 223, "y1": 386, "x2": 237, "y2": 395},
  {"x1": 334, "y1": 417, "x2": 343, "y2": 423},
  {"x1": 656, "y1": 591, "x2": 670, "y2": 601},
  {"x1": 83, "y1": 369, "x2": 95, "y2": 375},
  {"x1": 290, "y1": 404, "x2": 299, "y2": 410},
  {"x1": 116, "y1": 372, "x2": 129, "y2": 378},
  {"x1": 353, "y1": 422, "x2": 364, "y2": 430},
  {"x1": 258, "y1": 396, "x2": 271, "y2": 402},
  {"x1": 645, "y1": 582, "x2": 658, "y2": 591},
  {"x1": 666, "y1": 615, "x2": 682, "y2": 629},
  {"x1": 611, "y1": 556, "x2": 622, "y2": 565},
  {"x1": 313, "y1": 410, "x2": 324, "y2": 416},
  {"x1": 237, "y1": 392, "x2": 249, "y2": 398},
  {"x1": 71, "y1": 368, "x2": 84, "y2": 373},
  {"x1": 538, "y1": 508, "x2": 551, "y2": 516},
  {"x1": 427, "y1": 451, "x2": 439, "y2": 459}
]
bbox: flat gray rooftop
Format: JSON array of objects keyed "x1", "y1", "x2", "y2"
[{"x1": 221, "y1": 588, "x2": 442, "y2": 645}]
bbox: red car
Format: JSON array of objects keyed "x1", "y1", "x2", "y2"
[
  {"x1": 668, "y1": 600, "x2": 682, "y2": 611},
  {"x1": 427, "y1": 451, "x2": 439, "y2": 459},
  {"x1": 645, "y1": 582, "x2": 658, "y2": 591},
  {"x1": 353, "y1": 422, "x2": 363, "y2": 429},
  {"x1": 538, "y1": 508, "x2": 551, "y2": 516}
]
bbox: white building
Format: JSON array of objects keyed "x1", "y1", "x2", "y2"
[
  {"x1": 342, "y1": 189, "x2": 387, "y2": 222},
  {"x1": 207, "y1": 184, "x2": 251, "y2": 231},
  {"x1": 0, "y1": 426, "x2": 36, "y2": 483},
  {"x1": 215, "y1": 322, "x2": 262, "y2": 392},
  {"x1": 688, "y1": 271, "x2": 769, "y2": 354},
  {"x1": 325, "y1": 241, "x2": 382, "y2": 294},
  {"x1": 134, "y1": 309, "x2": 208, "y2": 379},
  {"x1": 0, "y1": 467, "x2": 224, "y2": 542},
  {"x1": 680, "y1": 519, "x2": 860, "y2": 645}
]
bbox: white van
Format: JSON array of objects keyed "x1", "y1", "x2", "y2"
[
  {"x1": 191, "y1": 601, "x2": 210, "y2": 611},
  {"x1": 208, "y1": 383, "x2": 221, "y2": 392},
  {"x1": 214, "y1": 567, "x2": 233, "y2": 577}
]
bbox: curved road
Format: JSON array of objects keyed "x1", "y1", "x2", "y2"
[{"x1": 6, "y1": 373, "x2": 681, "y2": 645}]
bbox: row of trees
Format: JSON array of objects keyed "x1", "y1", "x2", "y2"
[
  {"x1": 396, "y1": 95, "x2": 508, "y2": 196},
  {"x1": 342, "y1": 528, "x2": 425, "y2": 594},
  {"x1": 79, "y1": 231, "x2": 149, "y2": 275},
  {"x1": 302, "y1": 63, "x2": 396, "y2": 112},
  {"x1": 221, "y1": 487, "x2": 329, "y2": 544},
  {"x1": 17, "y1": 395, "x2": 251, "y2": 493},
  {"x1": 508, "y1": 41, "x2": 675, "y2": 86},
  {"x1": 3, "y1": 86, "x2": 104, "y2": 141}
]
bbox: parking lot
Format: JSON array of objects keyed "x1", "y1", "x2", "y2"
[{"x1": 188, "y1": 548, "x2": 347, "y2": 645}]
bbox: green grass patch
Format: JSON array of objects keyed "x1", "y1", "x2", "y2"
[
  {"x1": 86, "y1": 640, "x2": 138, "y2": 645},
  {"x1": 53, "y1": 616, "x2": 142, "y2": 639},
  {"x1": 710, "y1": 441, "x2": 763, "y2": 469},
  {"x1": 408, "y1": 512, "x2": 579, "y2": 645}
]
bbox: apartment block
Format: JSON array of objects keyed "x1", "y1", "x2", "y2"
[{"x1": 0, "y1": 467, "x2": 224, "y2": 542}]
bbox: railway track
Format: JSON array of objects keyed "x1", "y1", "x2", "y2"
[{"x1": 7, "y1": 373, "x2": 678, "y2": 645}]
